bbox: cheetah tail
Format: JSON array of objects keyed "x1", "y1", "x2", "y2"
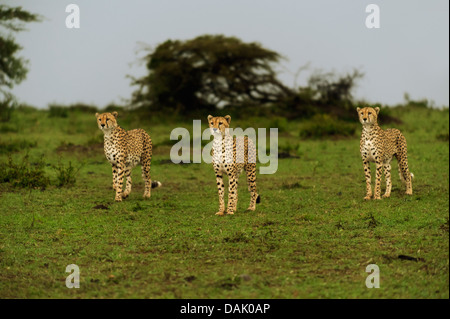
[{"x1": 151, "y1": 181, "x2": 162, "y2": 188}]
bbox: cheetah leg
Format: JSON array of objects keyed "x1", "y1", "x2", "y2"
[
  {"x1": 398, "y1": 155, "x2": 412, "y2": 195},
  {"x1": 226, "y1": 177, "x2": 238, "y2": 215},
  {"x1": 396, "y1": 137, "x2": 412, "y2": 195},
  {"x1": 142, "y1": 160, "x2": 152, "y2": 199},
  {"x1": 245, "y1": 163, "x2": 258, "y2": 211},
  {"x1": 363, "y1": 160, "x2": 372, "y2": 200},
  {"x1": 122, "y1": 166, "x2": 132, "y2": 199},
  {"x1": 215, "y1": 173, "x2": 225, "y2": 216},
  {"x1": 112, "y1": 164, "x2": 119, "y2": 192},
  {"x1": 115, "y1": 163, "x2": 125, "y2": 202},
  {"x1": 374, "y1": 160, "x2": 383, "y2": 200},
  {"x1": 382, "y1": 162, "x2": 392, "y2": 198}
]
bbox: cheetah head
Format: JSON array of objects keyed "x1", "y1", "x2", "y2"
[
  {"x1": 357, "y1": 107, "x2": 380, "y2": 126},
  {"x1": 95, "y1": 112, "x2": 118, "y2": 131},
  {"x1": 207, "y1": 115, "x2": 231, "y2": 136}
]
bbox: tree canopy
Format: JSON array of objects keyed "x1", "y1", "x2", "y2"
[
  {"x1": 130, "y1": 35, "x2": 292, "y2": 115},
  {"x1": 0, "y1": 5, "x2": 41, "y2": 104}
]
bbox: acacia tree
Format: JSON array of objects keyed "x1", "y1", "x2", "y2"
[
  {"x1": 130, "y1": 35, "x2": 293, "y2": 115},
  {"x1": 0, "y1": 5, "x2": 40, "y2": 119},
  {"x1": 306, "y1": 69, "x2": 364, "y2": 109}
]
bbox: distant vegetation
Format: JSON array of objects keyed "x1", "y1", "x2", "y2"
[
  {"x1": 128, "y1": 34, "x2": 376, "y2": 122},
  {"x1": 0, "y1": 5, "x2": 41, "y2": 121}
]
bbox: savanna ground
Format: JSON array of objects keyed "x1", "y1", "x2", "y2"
[{"x1": 0, "y1": 106, "x2": 448, "y2": 299}]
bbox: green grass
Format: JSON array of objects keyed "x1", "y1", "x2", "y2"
[{"x1": 0, "y1": 106, "x2": 448, "y2": 298}]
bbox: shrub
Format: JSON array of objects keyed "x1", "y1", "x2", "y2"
[
  {"x1": 53, "y1": 161, "x2": 82, "y2": 187},
  {"x1": 0, "y1": 139, "x2": 37, "y2": 154},
  {"x1": 269, "y1": 116, "x2": 288, "y2": 133},
  {"x1": 103, "y1": 103, "x2": 123, "y2": 112},
  {"x1": 48, "y1": 105, "x2": 68, "y2": 118},
  {"x1": 0, "y1": 98, "x2": 14, "y2": 122},
  {"x1": 68, "y1": 103, "x2": 98, "y2": 113},
  {"x1": 299, "y1": 114, "x2": 356, "y2": 139},
  {"x1": 0, "y1": 155, "x2": 50, "y2": 189}
]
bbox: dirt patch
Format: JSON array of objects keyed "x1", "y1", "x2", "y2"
[
  {"x1": 278, "y1": 152, "x2": 300, "y2": 159},
  {"x1": 56, "y1": 142, "x2": 103, "y2": 153},
  {"x1": 92, "y1": 204, "x2": 109, "y2": 210},
  {"x1": 398, "y1": 255, "x2": 425, "y2": 262}
]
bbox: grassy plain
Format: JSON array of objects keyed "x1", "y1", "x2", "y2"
[{"x1": 0, "y1": 106, "x2": 448, "y2": 298}]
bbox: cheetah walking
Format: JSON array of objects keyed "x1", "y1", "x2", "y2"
[
  {"x1": 208, "y1": 115, "x2": 260, "y2": 215},
  {"x1": 357, "y1": 107, "x2": 413, "y2": 200},
  {"x1": 95, "y1": 112, "x2": 161, "y2": 202}
]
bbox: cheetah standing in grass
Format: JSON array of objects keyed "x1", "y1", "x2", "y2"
[
  {"x1": 95, "y1": 112, "x2": 161, "y2": 202},
  {"x1": 357, "y1": 107, "x2": 413, "y2": 200},
  {"x1": 208, "y1": 115, "x2": 260, "y2": 215}
]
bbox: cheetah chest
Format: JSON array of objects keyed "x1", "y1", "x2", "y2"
[
  {"x1": 212, "y1": 139, "x2": 244, "y2": 176},
  {"x1": 104, "y1": 141, "x2": 119, "y2": 164},
  {"x1": 361, "y1": 139, "x2": 378, "y2": 162}
]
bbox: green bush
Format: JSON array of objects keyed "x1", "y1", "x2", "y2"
[
  {"x1": 0, "y1": 98, "x2": 13, "y2": 122},
  {"x1": 0, "y1": 155, "x2": 50, "y2": 189},
  {"x1": 0, "y1": 123, "x2": 18, "y2": 133},
  {"x1": 68, "y1": 103, "x2": 98, "y2": 113},
  {"x1": 103, "y1": 103, "x2": 123, "y2": 113},
  {"x1": 299, "y1": 114, "x2": 356, "y2": 139},
  {"x1": 0, "y1": 139, "x2": 37, "y2": 154},
  {"x1": 53, "y1": 161, "x2": 80, "y2": 187},
  {"x1": 48, "y1": 105, "x2": 68, "y2": 118},
  {"x1": 269, "y1": 116, "x2": 288, "y2": 133}
]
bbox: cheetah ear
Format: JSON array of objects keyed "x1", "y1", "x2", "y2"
[
  {"x1": 375, "y1": 107, "x2": 380, "y2": 115},
  {"x1": 95, "y1": 112, "x2": 99, "y2": 118},
  {"x1": 224, "y1": 115, "x2": 231, "y2": 124},
  {"x1": 207, "y1": 115, "x2": 213, "y2": 122},
  {"x1": 356, "y1": 107, "x2": 361, "y2": 113},
  {"x1": 112, "y1": 111, "x2": 118, "y2": 118}
]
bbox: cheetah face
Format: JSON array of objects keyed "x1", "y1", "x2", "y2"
[
  {"x1": 95, "y1": 112, "x2": 118, "y2": 131},
  {"x1": 357, "y1": 107, "x2": 380, "y2": 125},
  {"x1": 207, "y1": 115, "x2": 231, "y2": 136}
]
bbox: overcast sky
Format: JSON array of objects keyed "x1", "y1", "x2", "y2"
[{"x1": 4, "y1": 0, "x2": 449, "y2": 109}]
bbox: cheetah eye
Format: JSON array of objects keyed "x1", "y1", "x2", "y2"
[
  {"x1": 219, "y1": 122, "x2": 223, "y2": 125},
  {"x1": 368, "y1": 112, "x2": 372, "y2": 115}
]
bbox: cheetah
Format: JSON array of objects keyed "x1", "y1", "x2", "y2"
[
  {"x1": 95, "y1": 112, "x2": 161, "y2": 202},
  {"x1": 208, "y1": 115, "x2": 261, "y2": 215},
  {"x1": 357, "y1": 106, "x2": 413, "y2": 200}
]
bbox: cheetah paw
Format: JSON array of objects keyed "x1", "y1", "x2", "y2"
[{"x1": 215, "y1": 212, "x2": 225, "y2": 216}]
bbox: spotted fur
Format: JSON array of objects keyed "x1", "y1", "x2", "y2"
[
  {"x1": 208, "y1": 115, "x2": 260, "y2": 215},
  {"x1": 357, "y1": 107, "x2": 413, "y2": 200},
  {"x1": 95, "y1": 112, "x2": 161, "y2": 202}
]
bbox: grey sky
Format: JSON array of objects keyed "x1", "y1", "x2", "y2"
[{"x1": 4, "y1": 0, "x2": 449, "y2": 109}]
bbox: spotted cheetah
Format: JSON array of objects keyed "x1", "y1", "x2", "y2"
[
  {"x1": 357, "y1": 107, "x2": 413, "y2": 200},
  {"x1": 95, "y1": 112, "x2": 161, "y2": 202},
  {"x1": 208, "y1": 115, "x2": 260, "y2": 215}
]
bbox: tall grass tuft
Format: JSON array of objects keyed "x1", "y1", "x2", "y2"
[{"x1": 0, "y1": 155, "x2": 49, "y2": 189}]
